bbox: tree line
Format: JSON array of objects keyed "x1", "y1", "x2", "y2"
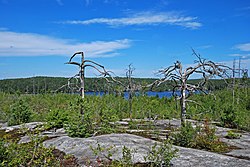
[{"x1": 0, "y1": 76, "x2": 240, "y2": 94}]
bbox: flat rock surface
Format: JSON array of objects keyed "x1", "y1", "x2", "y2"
[
  {"x1": 225, "y1": 149, "x2": 250, "y2": 160},
  {"x1": 19, "y1": 128, "x2": 67, "y2": 144},
  {"x1": 174, "y1": 146, "x2": 250, "y2": 167},
  {"x1": 0, "y1": 122, "x2": 44, "y2": 132},
  {"x1": 216, "y1": 127, "x2": 250, "y2": 160},
  {"x1": 43, "y1": 133, "x2": 250, "y2": 167},
  {"x1": 44, "y1": 133, "x2": 158, "y2": 166}
]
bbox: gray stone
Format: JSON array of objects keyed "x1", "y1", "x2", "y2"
[
  {"x1": 221, "y1": 132, "x2": 250, "y2": 149},
  {"x1": 114, "y1": 121, "x2": 129, "y2": 126},
  {"x1": 0, "y1": 122, "x2": 7, "y2": 128},
  {"x1": 0, "y1": 122, "x2": 44, "y2": 133},
  {"x1": 19, "y1": 128, "x2": 67, "y2": 144},
  {"x1": 216, "y1": 127, "x2": 250, "y2": 160},
  {"x1": 225, "y1": 149, "x2": 250, "y2": 160},
  {"x1": 43, "y1": 133, "x2": 250, "y2": 167},
  {"x1": 44, "y1": 133, "x2": 158, "y2": 166},
  {"x1": 173, "y1": 146, "x2": 250, "y2": 167}
]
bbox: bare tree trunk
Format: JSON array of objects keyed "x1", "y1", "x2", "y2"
[
  {"x1": 80, "y1": 53, "x2": 85, "y2": 99},
  {"x1": 128, "y1": 91, "x2": 132, "y2": 118},
  {"x1": 151, "y1": 50, "x2": 230, "y2": 128},
  {"x1": 126, "y1": 64, "x2": 135, "y2": 119},
  {"x1": 80, "y1": 69, "x2": 85, "y2": 99},
  {"x1": 180, "y1": 83, "x2": 187, "y2": 126}
]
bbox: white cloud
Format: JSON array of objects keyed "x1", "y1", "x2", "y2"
[
  {"x1": 62, "y1": 11, "x2": 202, "y2": 29},
  {"x1": 219, "y1": 58, "x2": 250, "y2": 71},
  {"x1": 229, "y1": 53, "x2": 250, "y2": 59},
  {"x1": 0, "y1": 30, "x2": 131, "y2": 57},
  {"x1": 234, "y1": 43, "x2": 250, "y2": 51}
]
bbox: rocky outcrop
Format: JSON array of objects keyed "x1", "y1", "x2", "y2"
[
  {"x1": 0, "y1": 122, "x2": 44, "y2": 132},
  {"x1": 43, "y1": 133, "x2": 250, "y2": 167},
  {"x1": 174, "y1": 146, "x2": 250, "y2": 167},
  {"x1": 215, "y1": 126, "x2": 250, "y2": 160},
  {"x1": 2, "y1": 121, "x2": 250, "y2": 166},
  {"x1": 44, "y1": 133, "x2": 159, "y2": 166},
  {"x1": 19, "y1": 128, "x2": 67, "y2": 144}
]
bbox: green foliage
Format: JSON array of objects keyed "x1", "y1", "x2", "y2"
[
  {"x1": 64, "y1": 112, "x2": 94, "y2": 138},
  {"x1": 221, "y1": 104, "x2": 237, "y2": 128},
  {"x1": 188, "y1": 88, "x2": 250, "y2": 131},
  {"x1": 46, "y1": 109, "x2": 69, "y2": 129},
  {"x1": 0, "y1": 133, "x2": 60, "y2": 166},
  {"x1": 171, "y1": 121, "x2": 229, "y2": 153},
  {"x1": 171, "y1": 122, "x2": 197, "y2": 147},
  {"x1": 7, "y1": 99, "x2": 32, "y2": 126},
  {"x1": 90, "y1": 142, "x2": 115, "y2": 165},
  {"x1": 64, "y1": 98, "x2": 94, "y2": 138},
  {"x1": 0, "y1": 139, "x2": 8, "y2": 164},
  {"x1": 0, "y1": 87, "x2": 249, "y2": 136},
  {"x1": 194, "y1": 121, "x2": 228, "y2": 153},
  {"x1": 144, "y1": 140, "x2": 178, "y2": 167},
  {"x1": 1, "y1": 77, "x2": 249, "y2": 166},
  {"x1": 98, "y1": 107, "x2": 119, "y2": 135},
  {"x1": 120, "y1": 146, "x2": 136, "y2": 166},
  {"x1": 1, "y1": 77, "x2": 243, "y2": 94},
  {"x1": 90, "y1": 141, "x2": 177, "y2": 167},
  {"x1": 225, "y1": 130, "x2": 241, "y2": 139}
]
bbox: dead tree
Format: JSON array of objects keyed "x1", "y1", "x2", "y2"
[
  {"x1": 66, "y1": 52, "x2": 114, "y2": 99},
  {"x1": 104, "y1": 64, "x2": 140, "y2": 118},
  {"x1": 126, "y1": 64, "x2": 137, "y2": 118},
  {"x1": 151, "y1": 49, "x2": 230, "y2": 126}
]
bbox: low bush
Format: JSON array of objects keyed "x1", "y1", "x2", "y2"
[
  {"x1": 90, "y1": 140, "x2": 178, "y2": 167},
  {"x1": 7, "y1": 99, "x2": 32, "y2": 126},
  {"x1": 171, "y1": 121, "x2": 229, "y2": 153},
  {"x1": 46, "y1": 109, "x2": 69, "y2": 129},
  {"x1": 225, "y1": 130, "x2": 241, "y2": 139},
  {"x1": 171, "y1": 122, "x2": 197, "y2": 147},
  {"x1": 0, "y1": 133, "x2": 60, "y2": 166},
  {"x1": 64, "y1": 98, "x2": 94, "y2": 138},
  {"x1": 221, "y1": 104, "x2": 237, "y2": 128},
  {"x1": 144, "y1": 139, "x2": 178, "y2": 167}
]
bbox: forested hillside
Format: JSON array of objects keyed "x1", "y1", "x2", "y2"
[
  {"x1": 0, "y1": 76, "x2": 156, "y2": 94},
  {"x1": 0, "y1": 76, "x2": 249, "y2": 94}
]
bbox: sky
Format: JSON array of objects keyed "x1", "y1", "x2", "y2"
[{"x1": 0, "y1": 0, "x2": 249, "y2": 79}]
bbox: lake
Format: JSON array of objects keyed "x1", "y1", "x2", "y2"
[{"x1": 84, "y1": 91, "x2": 180, "y2": 99}]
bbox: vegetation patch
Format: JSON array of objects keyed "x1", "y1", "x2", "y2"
[
  {"x1": 171, "y1": 121, "x2": 231, "y2": 153},
  {"x1": 225, "y1": 130, "x2": 242, "y2": 139}
]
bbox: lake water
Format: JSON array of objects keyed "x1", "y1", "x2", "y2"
[{"x1": 85, "y1": 91, "x2": 181, "y2": 99}]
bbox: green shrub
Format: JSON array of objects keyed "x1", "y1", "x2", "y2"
[
  {"x1": 64, "y1": 110, "x2": 94, "y2": 138},
  {"x1": 0, "y1": 134, "x2": 60, "y2": 166},
  {"x1": 193, "y1": 121, "x2": 228, "y2": 152},
  {"x1": 64, "y1": 98, "x2": 94, "y2": 138},
  {"x1": 8, "y1": 99, "x2": 32, "y2": 126},
  {"x1": 0, "y1": 139, "x2": 8, "y2": 164},
  {"x1": 221, "y1": 104, "x2": 237, "y2": 128},
  {"x1": 120, "y1": 146, "x2": 136, "y2": 166},
  {"x1": 171, "y1": 121, "x2": 229, "y2": 153},
  {"x1": 90, "y1": 140, "x2": 178, "y2": 167},
  {"x1": 46, "y1": 109, "x2": 69, "y2": 129},
  {"x1": 144, "y1": 139, "x2": 178, "y2": 167},
  {"x1": 171, "y1": 122, "x2": 197, "y2": 147},
  {"x1": 97, "y1": 108, "x2": 119, "y2": 135},
  {"x1": 225, "y1": 130, "x2": 241, "y2": 139}
]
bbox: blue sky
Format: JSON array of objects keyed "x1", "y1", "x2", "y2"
[{"x1": 0, "y1": 0, "x2": 249, "y2": 79}]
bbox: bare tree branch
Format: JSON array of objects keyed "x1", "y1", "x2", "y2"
[
  {"x1": 65, "y1": 51, "x2": 118, "y2": 99},
  {"x1": 151, "y1": 49, "x2": 231, "y2": 126}
]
